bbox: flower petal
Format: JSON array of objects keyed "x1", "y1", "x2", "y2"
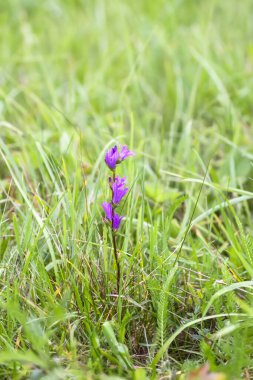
[
  {"x1": 102, "y1": 202, "x2": 112, "y2": 220},
  {"x1": 112, "y1": 175, "x2": 128, "y2": 204},
  {"x1": 105, "y1": 145, "x2": 120, "y2": 170},
  {"x1": 120, "y1": 145, "x2": 135, "y2": 161}
]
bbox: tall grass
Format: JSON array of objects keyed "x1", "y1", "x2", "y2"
[{"x1": 0, "y1": 0, "x2": 253, "y2": 379}]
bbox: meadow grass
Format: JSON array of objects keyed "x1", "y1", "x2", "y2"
[{"x1": 0, "y1": 0, "x2": 253, "y2": 379}]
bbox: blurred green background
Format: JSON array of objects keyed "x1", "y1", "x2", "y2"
[{"x1": 1, "y1": 0, "x2": 253, "y2": 179}]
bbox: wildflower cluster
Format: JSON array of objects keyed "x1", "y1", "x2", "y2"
[{"x1": 102, "y1": 145, "x2": 134, "y2": 230}]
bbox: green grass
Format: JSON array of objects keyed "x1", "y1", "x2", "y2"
[{"x1": 0, "y1": 0, "x2": 253, "y2": 379}]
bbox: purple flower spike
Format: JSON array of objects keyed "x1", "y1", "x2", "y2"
[
  {"x1": 102, "y1": 202, "x2": 123, "y2": 230},
  {"x1": 120, "y1": 145, "x2": 135, "y2": 161},
  {"x1": 112, "y1": 176, "x2": 128, "y2": 204},
  {"x1": 105, "y1": 145, "x2": 119, "y2": 170}
]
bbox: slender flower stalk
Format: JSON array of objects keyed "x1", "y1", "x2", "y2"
[{"x1": 102, "y1": 144, "x2": 134, "y2": 293}]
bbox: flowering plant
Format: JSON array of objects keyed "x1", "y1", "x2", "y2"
[{"x1": 102, "y1": 144, "x2": 134, "y2": 293}]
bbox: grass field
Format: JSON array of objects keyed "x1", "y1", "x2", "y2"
[{"x1": 0, "y1": 0, "x2": 253, "y2": 379}]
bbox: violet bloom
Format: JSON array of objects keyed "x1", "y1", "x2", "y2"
[
  {"x1": 112, "y1": 176, "x2": 128, "y2": 205},
  {"x1": 102, "y1": 201, "x2": 113, "y2": 220},
  {"x1": 119, "y1": 145, "x2": 135, "y2": 161},
  {"x1": 105, "y1": 144, "x2": 134, "y2": 170},
  {"x1": 112, "y1": 213, "x2": 124, "y2": 230},
  {"x1": 105, "y1": 145, "x2": 119, "y2": 170},
  {"x1": 102, "y1": 202, "x2": 123, "y2": 230}
]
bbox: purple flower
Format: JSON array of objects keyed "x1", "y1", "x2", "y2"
[
  {"x1": 112, "y1": 213, "x2": 123, "y2": 230},
  {"x1": 105, "y1": 145, "x2": 119, "y2": 170},
  {"x1": 102, "y1": 201, "x2": 113, "y2": 220},
  {"x1": 119, "y1": 145, "x2": 135, "y2": 161},
  {"x1": 102, "y1": 202, "x2": 123, "y2": 230},
  {"x1": 112, "y1": 176, "x2": 128, "y2": 204},
  {"x1": 105, "y1": 144, "x2": 134, "y2": 170}
]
